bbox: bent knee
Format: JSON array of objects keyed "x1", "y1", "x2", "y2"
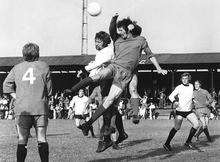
[
  {"x1": 18, "y1": 139, "x2": 28, "y2": 145},
  {"x1": 193, "y1": 122, "x2": 200, "y2": 129},
  {"x1": 37, "y1": 136, "x2": 47, "y2": 143}
]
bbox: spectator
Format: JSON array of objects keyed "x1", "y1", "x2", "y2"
[
  {"x1": 158, "y1": 90, "x2": 166, "y2": 109},
  {"x1": 139, "y1": 97, "x2": 148, "y2": 119},
  {"x1": 148, "y1": 102, "x2": 156, "y2": 120}
]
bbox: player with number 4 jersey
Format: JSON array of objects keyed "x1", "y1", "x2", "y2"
[
  {"x1": 3, "y1": 43, "x2": 52, "y2": 162},
  {"x1": 3, "y1": 54, "x2": 52, "y2": 115}
]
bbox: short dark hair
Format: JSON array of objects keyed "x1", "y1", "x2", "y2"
[
  {"x1": 131, "y1": 24, "x2": 142, "y2": 36},
  {"x1": 117, "y1": 18, "x2": 133, "y2": 33},
  {"x1": 78, "y1": 89, "x2": 84, "y2": 93},
  {"x1": 95, "y1": 31, "x2": 111, "y2": 48},
  {"x1": 22, "y1": 43, "x2": 39, "y2": 62},
  {"x1": 194, "y1": 80, "x2": 202, "y2": 86},
  {"x1": 181, "y1": 72, "x2": 191, "y2": 81}
]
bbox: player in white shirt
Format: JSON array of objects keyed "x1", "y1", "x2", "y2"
[
  {"x1": 69, "y1": 89, "x2": 95, "y2": 137},
  {"x1": 163, "y1": 73, "x2": 199, "y2": 151},
  {"x1": 86, "y1": 31, "x2": 127, "y2": 152},
  {"x1": 85, "y1": 31, "x2": 114, "y2": 77},
  {"x1": 85, "y1": 45, "x2": 114, "y2": 77}
]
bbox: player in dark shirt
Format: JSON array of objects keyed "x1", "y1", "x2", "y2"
[
  {"x1": 193, "y1": 80, "x2": 213, "y2": 142},
  {"x1": 87, "y1": 31, "x2": 127, "y2": 152},
  {"x1": 109, "y1": 13, "x2": 165, "y2": 124},
  {"x1": 3, "y1": 43, "x2": 52, "y2": 162},
  {"x1": 65, "y1": 14, "x2": 167, "y2": 135}
]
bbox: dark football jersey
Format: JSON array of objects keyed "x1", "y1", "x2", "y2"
[
  {"x1": 3, "y1": 61, "x2": 52, "y2": 115},
  {"x1": 112, "y1": 36, "x2": 153, "y2": 72}
]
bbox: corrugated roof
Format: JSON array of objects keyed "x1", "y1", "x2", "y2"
[
  {"x1": 0, "y1": 53, "x2": 219, "y2": 69},
  {"x1": 0, "y1": 55, "x2": 95, "y2": 67},
  {"x1": 141, "y1": 52, "x2": 220, "y2": 64}
]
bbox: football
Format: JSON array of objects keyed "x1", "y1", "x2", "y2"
[{"x1": 87, "y1": 2, "x2": 102, "y2": 16}]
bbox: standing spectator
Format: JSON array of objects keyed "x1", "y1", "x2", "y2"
[
  {"x1": 211, "y1": 88, "x2": 217, "y2": 101},
  {"x1": 3, "y1": 43, "x2": 52, "y2": 162},
  {"x1": 158, "y1": 89, "x2": 166, "y2": 109},
  {"x1": 148, "y1": 102, "x2": 156, "y2": 120},
  {"x1": 218, "y1": 90, "x2": 220, "y2": 105},
  {"x1": 67, "y1": 106, "x2": 74, "y2": 120},
  {"x1": 7, "y1": 97, "x2": 15, "y2": 120},
  {"x1": 193, "y1": 80, "x2": 213, "y2": 142}
]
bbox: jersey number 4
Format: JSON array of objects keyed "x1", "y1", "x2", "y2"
[{"x1": 22, "y1": 68, "x2": 36, "y2": 84}]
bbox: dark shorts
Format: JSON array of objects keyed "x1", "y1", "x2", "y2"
[
  {"x1": 93, "y1": 63, "x2": 132, "y2": 90},
  {"x1": 196, "y1": 107, "x2": 210, "y2": 118},
  {"x1": 176, "y1": 111, "x2": 193, "y2": 118},
  {"x1": 74, "y1": 114, "x2": 89, "y2": 119},
  {"x1": 15, "y1": 115, "x2": 48, "y2": 129},
  {"x1": 112, "y1": 64, "x2": 132, "y2": 90}
]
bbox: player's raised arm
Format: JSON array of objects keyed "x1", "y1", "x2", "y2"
[
  {"x1": 149, "y1": 56, "x2": 167, "y2": 75},
  {"x1": 109, "y1": 13, "x2": 120, "y2": 42},
  {"x1": 142, "y1": 39, "x2": 167, "y2": 75}
]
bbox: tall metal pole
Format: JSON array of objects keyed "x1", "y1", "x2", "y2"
[
  {"x1": 211, "y1": 69, "x2": 214, "y2": 90},
  {"x1": 81, "y1": 0, "x2": 88, "y2": 55}
]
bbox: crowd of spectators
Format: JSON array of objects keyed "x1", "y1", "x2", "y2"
[
  {"x1": 0, "y1": 94, "x2": 14, "y2": 120},
  {"x1": 0, "y1": 87, "x2": 219, "y2": 120}
]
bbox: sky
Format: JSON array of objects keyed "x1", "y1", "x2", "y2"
[{"x1": 0, "y1": 0, "x2": 220, "y2": 57}]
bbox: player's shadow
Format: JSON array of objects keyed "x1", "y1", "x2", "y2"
[
  {"x1": 89, "y1": 136, "x2": 216, "y2": 162},
  {"x1": 89, "y1": 144, "x2": 200, "y2": 162},
  {"x1": 121, "y1": 138, "x2": 152, "y2": 148}
]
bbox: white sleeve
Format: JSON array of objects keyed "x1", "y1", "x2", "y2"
[
  {"x1": 69, "y1": 97, "x2": 75, "y2": 108},
  {"x1": 169, "y1": 86, "x2": 179, "y2": 102},
  {"x1": 85, "y1": 47, "x2": 114, "y2": 71}
]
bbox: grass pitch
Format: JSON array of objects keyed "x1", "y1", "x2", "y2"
[{"x1": 0, "y1": 118, "x2": 220, "y2": 162}]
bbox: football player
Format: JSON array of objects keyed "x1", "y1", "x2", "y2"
[
  {"x1": 85, "y1": 31, "x2": 127, "y2": 152},
  {"x1": 193, "y1": 80, "x2": 213, "y2": 142},
  {"x1": 163, "y1": 73, "x2": 199, "y2": 151},
  {"x1": 3, "y1": 43, "x2": 52, "y2": 162},
  {"x1": 69, "y1": 89, "x2": 95, "y2": 137},
  {"x1": 65, "y1": 14, "x2": 167, "y2": 135}
]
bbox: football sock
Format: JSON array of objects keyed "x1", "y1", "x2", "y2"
[
  {"x1": 203, "y1": 127, "x2": 211, "y2": 140},
  {"x1": 87, "y1": 105, "x2": 106, "y2": 125},
  {"x1": 195, "y1": 126, "x2": 203, "y2": 137},
  {"x1": 116, "y1": 113, "x2": 125, "y2": 135},
  {"x1": 186, "y1": 127, "x2": 197, "y2": 143},
  {"x1": 104, "y1": 135, "x2": 111, "y2": 142},
  {"x1": 130, "y1": 98, "x2": 140, "y2": 116},
  {"x1": 38, "y1": 142, "x2": 49, "y2": 162},
  {"x1": 165, "y1": 128, "x2": 177, "y2": 145},
  {"x1": 100, "y1": 114, "x2": 111, "y2": 140},
  {"x1": 70, "y1": 77, "x2": 93, "y2": 93},
  {"x1": 90, "y1": 125, "x2": 95, "y2": 137},
  {"x1": 110, "y1": 115, "x2": 116, "y2": 131},
  {"x1": 17, "y1": 144, "x2": 27, "y2": 162}
]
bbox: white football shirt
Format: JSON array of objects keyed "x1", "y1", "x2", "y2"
[
  {"x1": 169, "y1": 84, "x2": 194, "y2": 112},
  {"x1": 69, "y1": 95, "x2": 89, "y2": 115}
]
